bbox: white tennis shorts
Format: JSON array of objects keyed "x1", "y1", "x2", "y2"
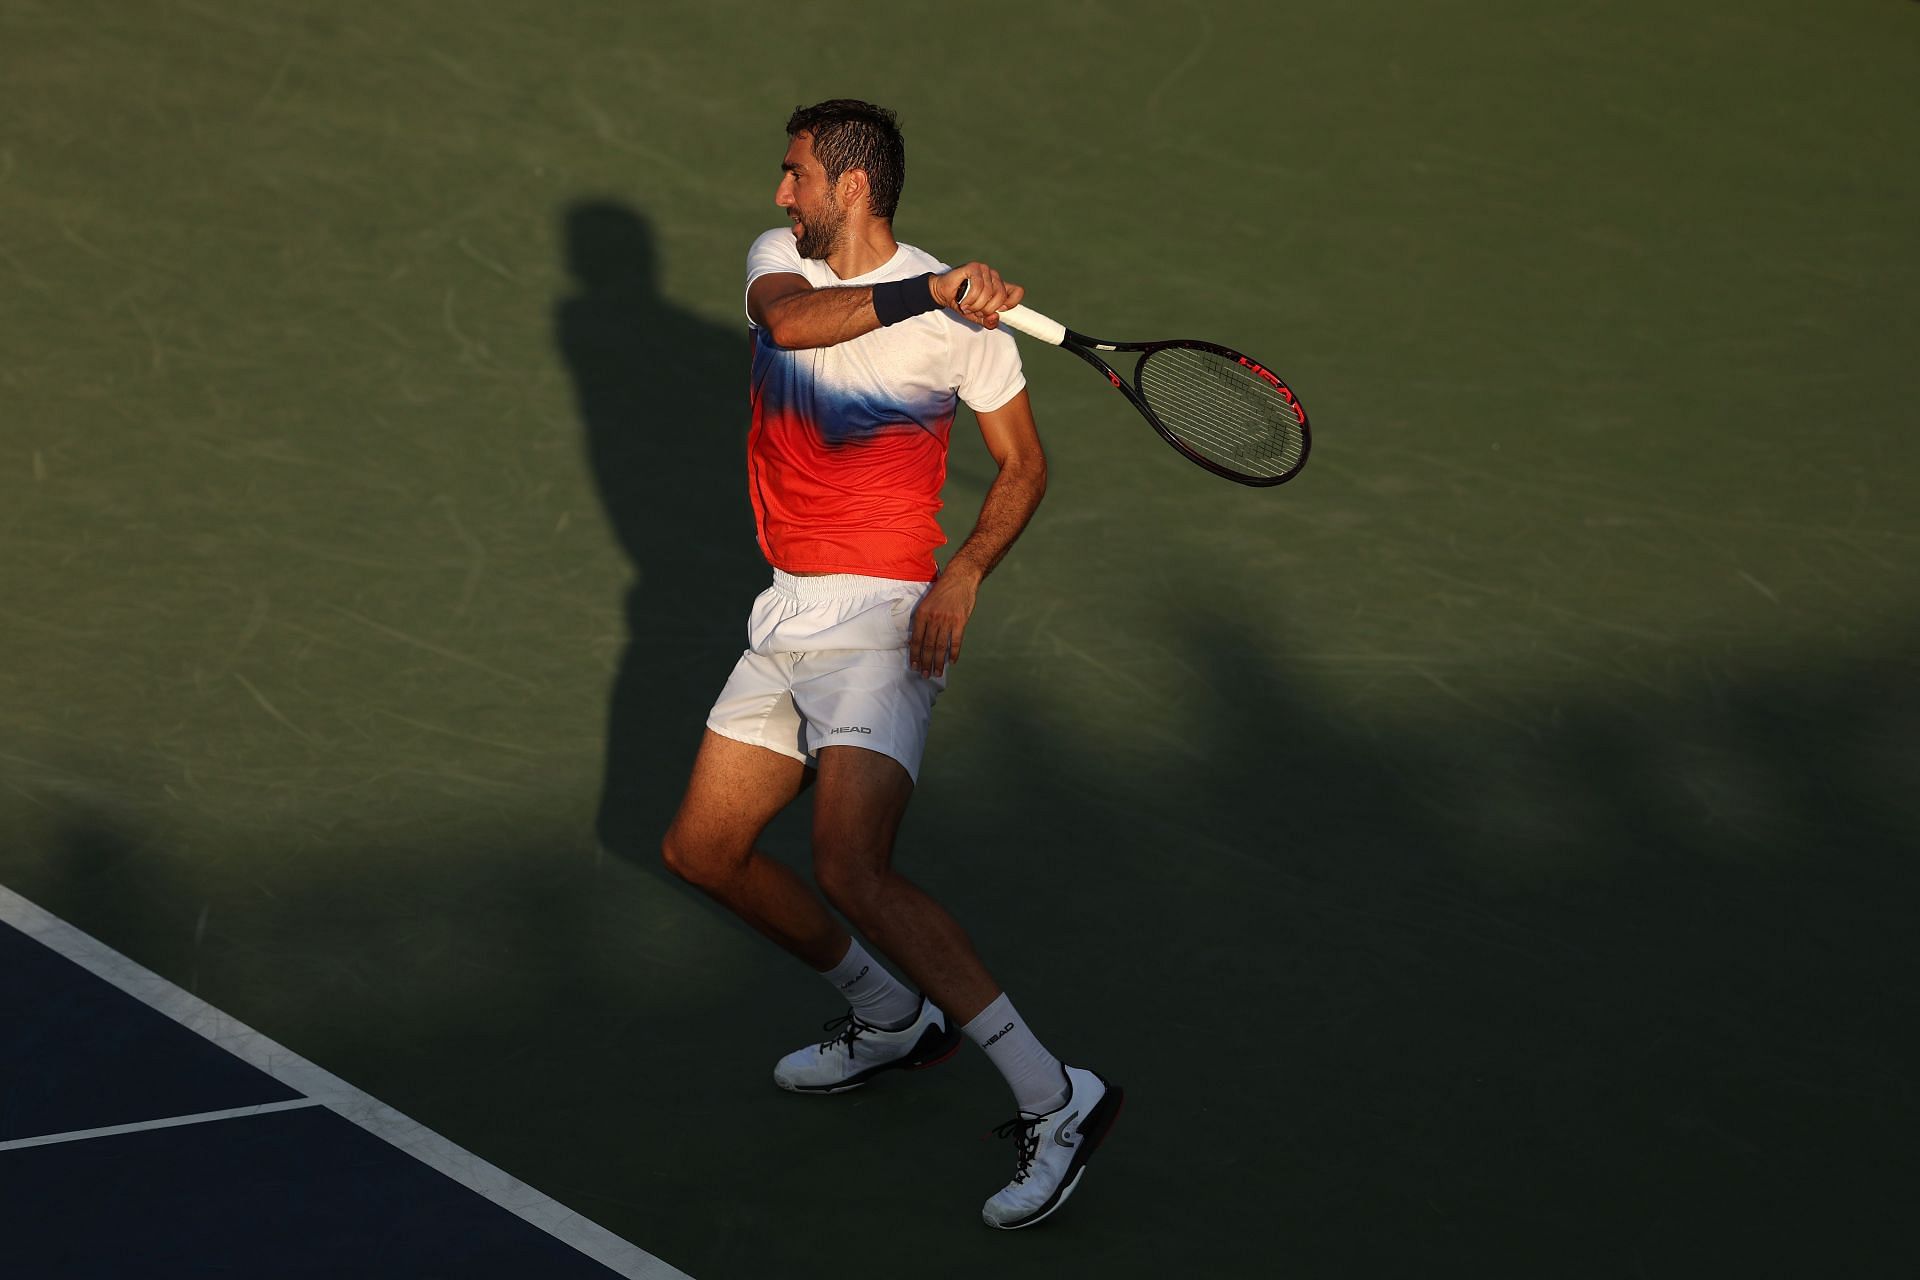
[{"x1": 705, "y1": 571, "x2": 947, "y2": 783}]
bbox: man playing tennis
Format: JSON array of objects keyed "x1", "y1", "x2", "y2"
[{"x1": 659, "y1": 99, "x2": 1120, "y2": 1230}]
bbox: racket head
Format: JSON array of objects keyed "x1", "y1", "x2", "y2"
[{"x1": 1129, "y1": 340, "x2": 1310, "y2": 486}]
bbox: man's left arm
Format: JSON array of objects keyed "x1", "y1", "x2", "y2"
[{"x1": 909, "y1": 389, "x2": 1047, "y2": 678}]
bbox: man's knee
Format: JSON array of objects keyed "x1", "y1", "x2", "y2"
[
  {"x1": 662, "y1": 826, "x2": 743, "y2": 889},
  {"x1": 659, "y1": 829, "x2": 698, "y2": 883}
]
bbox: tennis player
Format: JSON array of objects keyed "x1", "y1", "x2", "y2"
[{"x1": 659, "y1": 99, "x2": 1120, "y2": 1229}]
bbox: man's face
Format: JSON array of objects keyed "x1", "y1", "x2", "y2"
[{"x1": 775, "y1": 131, "x2": 846, "y2": 261}]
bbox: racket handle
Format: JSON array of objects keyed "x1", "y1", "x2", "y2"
[
  {"x1": 994, "y1": 304, "x2": 1066, "y2": 346},
  {"x1": 952, "y1": 278, "x2": 1068, "y2": 345}
]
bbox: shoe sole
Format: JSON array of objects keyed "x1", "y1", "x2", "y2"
[
  {"x1": 775, "y1": 1022, "x2": 963, "y2": 1095},
  {"x1": 987, "y1": 1081, "x2": 1125, "y2": 1230}
]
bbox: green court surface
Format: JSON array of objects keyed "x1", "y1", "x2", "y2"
[{"x1": 4, "y1": 0, "x2": 1917, "y2": 1273}]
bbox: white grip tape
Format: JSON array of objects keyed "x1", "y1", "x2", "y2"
[{"x1": 995, "y1": 304, "x2": 1067, "y2": 346}]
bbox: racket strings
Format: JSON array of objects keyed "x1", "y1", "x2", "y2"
[{"x1": 1136, "y1": 347, "x2": 1306, "y2": 481}]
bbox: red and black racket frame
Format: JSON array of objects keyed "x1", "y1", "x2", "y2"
[{"x1": 1055, "y1": 331, "x2": 1311, "y2": 487}]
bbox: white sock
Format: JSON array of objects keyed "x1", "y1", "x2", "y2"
[
  {"x1": 963, "y1": 992, "x2": 1068, "y2": 1114},
  {"x1": 820, "y1": 937, "x2": 921, "y2": 1030}
]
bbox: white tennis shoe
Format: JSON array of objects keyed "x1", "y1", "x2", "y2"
[
  {"x1": 772, "y1": 997, "x2": 961, "y2": 1094},
  {"x1": 981, "y1": 1065, "x2": 1124, "y2": 1230}
]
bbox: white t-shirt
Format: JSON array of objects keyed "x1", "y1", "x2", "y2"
[{"x1": 740, "y1": 227, "x2": 1027, "y2": 581}]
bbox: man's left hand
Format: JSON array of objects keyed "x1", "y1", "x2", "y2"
[{"x1": 909, "y1": 568, "x2": 981, "y2": 678}]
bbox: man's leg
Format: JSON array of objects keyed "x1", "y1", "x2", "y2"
[
  {"x1": 808, "y1": 744, "x2": 1001, "y2": 1025},
  {"x1": 810, "y1": 743, "x2": 1123, "y2": 1228},
  {"x1": 660, "y1": 729, "x2": 846, "y2": 969},
  {"x1": 667, "y1": 732, "x2": 958, "y2": 1092}
]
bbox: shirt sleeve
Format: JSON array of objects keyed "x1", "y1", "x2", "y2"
[
  {"x1": 950, "y1": 319, "x2": 1027, "y2": 414},
  {"x1": 744, "y1": 228, "x2": 807, "y2": 326}
]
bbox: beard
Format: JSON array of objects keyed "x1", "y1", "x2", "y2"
[{"x1": 793, "y1": 196, "x2": 846, "y2": 260}]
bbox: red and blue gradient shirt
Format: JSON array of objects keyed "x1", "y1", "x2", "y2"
[{"x1": 744, "y1": 228, "x2": 1025, "y2": 582}]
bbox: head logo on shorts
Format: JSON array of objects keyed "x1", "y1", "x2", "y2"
[{"x1": 830, "y1": 725, "x2": 872, "y2": 735}]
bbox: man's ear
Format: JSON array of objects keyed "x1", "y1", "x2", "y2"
[{"x1": 840, "y1": 167, "x2": 869, "y2": 215}]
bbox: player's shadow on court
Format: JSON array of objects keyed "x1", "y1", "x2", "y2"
[{"x1": 553, "y1": 201, "x2": 764, "y2": 868}]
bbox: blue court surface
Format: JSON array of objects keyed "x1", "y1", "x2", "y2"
[{"x1": 0, "y1": 886, "x2": 689, "y2": 1279}]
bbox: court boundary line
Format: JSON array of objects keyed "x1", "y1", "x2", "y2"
[
  {"x1": 0, "y1": 1098, "x2": 324, "y2": 1152},
  {"x1": 0, "y1": 883, "x2": 692, "y2": 1280}
]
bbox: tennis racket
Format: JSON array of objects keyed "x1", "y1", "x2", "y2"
[{"x1": 957, "y1": 283, "x2": 1310, "y2": 486}]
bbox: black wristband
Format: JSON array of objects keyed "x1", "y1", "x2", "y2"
[{"x1": 871, "y1": 273, "x2": 939, "y2": 326}]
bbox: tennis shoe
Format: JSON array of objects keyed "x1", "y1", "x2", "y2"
[
  {"x1": 772, "y1": 996, "x2": 961, "y2": 1094},
  {"x1": 982, "y1": 1065, "x2": 1124, "y2": 1230}
]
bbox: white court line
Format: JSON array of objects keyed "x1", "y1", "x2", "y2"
[
  {"x1": 0, "y1": 883, "x2": 693, "y2": 1280},
  {"x1": 0, "y1": 1098, "x2": 324, "y2": 1152}
]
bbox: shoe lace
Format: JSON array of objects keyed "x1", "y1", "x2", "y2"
[
  {"x1": 817, "y1": 1012, "x2": 869, "y2": 1054},
  {"x1": 991, "y1": 1113, "x2": 1044, "y2": 1185}
]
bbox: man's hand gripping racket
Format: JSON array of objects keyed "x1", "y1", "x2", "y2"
[{"x1": 955, "y1": 279, "x2": 1310, "y2": 486}]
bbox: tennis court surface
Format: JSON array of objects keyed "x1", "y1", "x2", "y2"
[
  {"x1": 4, "y1": 0, "x2": 1917, "y2": 1275},
  {"x1": 2, "y1": 886, "x2": 684, "y2": 1278}
]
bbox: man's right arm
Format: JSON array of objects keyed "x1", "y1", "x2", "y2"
[
  {"x1": 748, "y1": 272, "x2": 881, "y2": 349},
  {"x1": 748, "y1": 265, "x2": 1023, "y2": 350}
]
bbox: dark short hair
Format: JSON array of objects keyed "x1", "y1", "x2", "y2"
[{"x1": 786, "y1": 99, "x2": 906, "y2": 220}]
